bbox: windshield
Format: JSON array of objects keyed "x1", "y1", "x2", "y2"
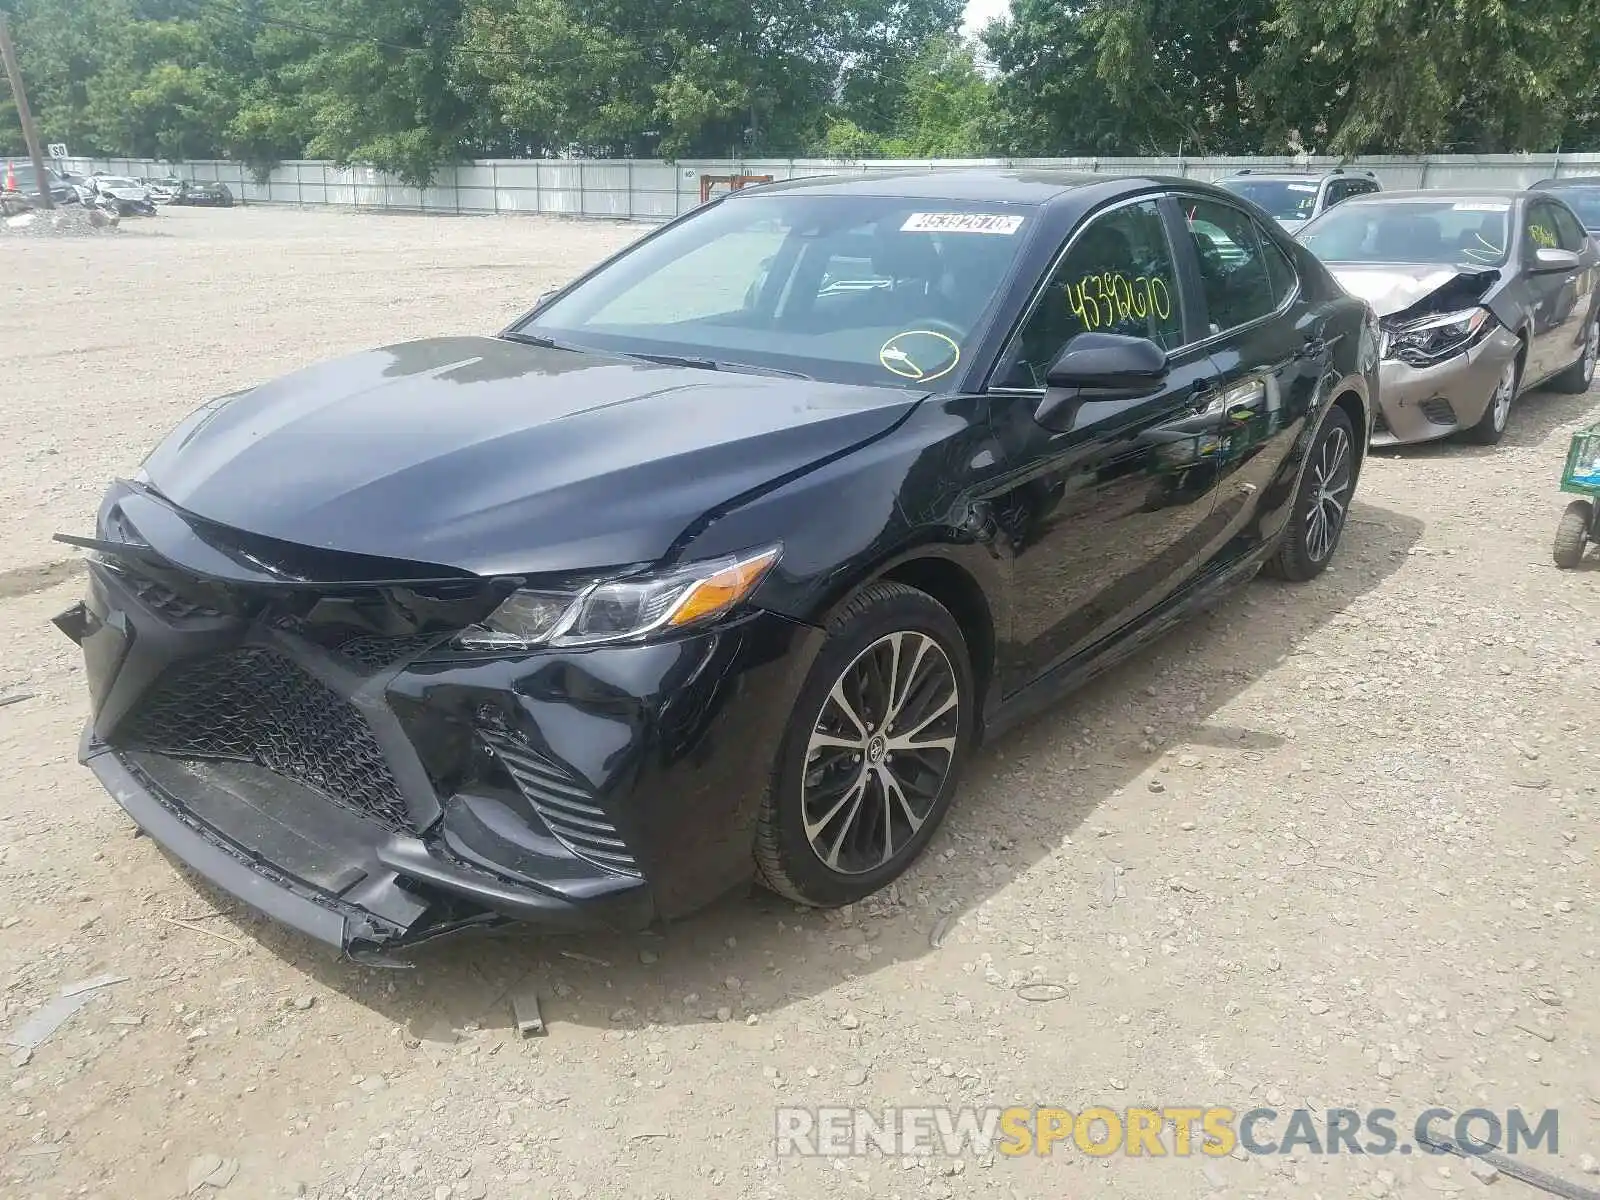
[
  {"x1": 1299, "y1": 199, "x2": 1512, "y2": 267},
  {"x1": 1544, "y1": 186, "x2": 1600, "y2": 232},
  {"x1": 1216, "y1": 178, "x2": 1321, "y2": 221},
  {"x1": 518, "y1": 194, "x2": 1036, "y2": 390},
  {"x1": 101, "y1": 177, "x2": 139, "y2": 189}
]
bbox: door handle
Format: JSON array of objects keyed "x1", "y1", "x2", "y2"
[{"x1": 1185, "y1": 378, "x2": 1217, "y2": 412}]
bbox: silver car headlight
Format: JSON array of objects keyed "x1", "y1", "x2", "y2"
[
  {"x1": 1383, "y1": 306, "x2": 1493, "y2": 366},
  {"x1": 455, "y1": 544, "x2": 781, "y2": 651}
]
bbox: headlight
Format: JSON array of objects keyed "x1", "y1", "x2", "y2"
[
  {"x1": 455, "y1": 544, "x2": 781, "y2": 651},
  {"x1": 1383, "y1": 307, "x2": 1494, "y2": 366}
]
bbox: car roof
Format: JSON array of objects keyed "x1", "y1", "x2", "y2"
[
  {"x1": 1336, "y1": 188, "x2": 1529, "y2": 204},
  {"x1": 1218, "y1": 169, "x2": 1376, "y2": 181},
  {"x1": 730, "y1": 168, "x2": 1166, "y2": 205},
  {"x1": 1533, "y1": 175, "x2": 1600, "y2": 188}
]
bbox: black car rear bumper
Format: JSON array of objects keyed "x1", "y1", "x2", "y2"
[{"x1": 57, "y1": 508, "x2": 825, "y2": 959}]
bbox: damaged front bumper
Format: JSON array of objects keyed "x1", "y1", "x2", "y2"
[
  {"x1": 77, "y1": 727, "x2": 639, "y2": 960},
  {"x1": 53, "y1": 485, "x2": 822, "y2": 961},
  {"x1": 1371, "y1": 326, "x2": 1522, "y2": 446}
]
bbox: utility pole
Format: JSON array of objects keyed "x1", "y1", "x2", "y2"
[{"x1": 0, "y1": 13, "x2": 54, "y2": 210}]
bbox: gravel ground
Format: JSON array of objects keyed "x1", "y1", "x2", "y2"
[{"x1": 2, "y1": 205, "x2": 1598, "y2": 1200}]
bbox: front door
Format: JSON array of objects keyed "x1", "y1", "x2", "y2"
[
  {"x1": 978, "y1": 196, "x2": 1227, "y2": 689},
  {"x1": 1523, "y1": 199, "x2": 1585, "y2": 382}
]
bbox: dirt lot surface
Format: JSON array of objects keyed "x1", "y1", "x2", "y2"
[{"x1": 3, "y1": 206, "x2": 1599, "y2": 1200}]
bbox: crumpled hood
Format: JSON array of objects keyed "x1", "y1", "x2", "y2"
[
  {"x1": 139, "y1": 335, "x2": 924, "y2": 576},
  {"x1": 1326, "y1": 263, "x2": 1497, "y2": 319}
]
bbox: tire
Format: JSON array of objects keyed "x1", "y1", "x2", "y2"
[
  {"x1": 1262, "y1": 406, "x2": 1356, "y2": 583},
  {"x1": 1554, "y1": 500, "x2": 1593, "y2": 569},
  {"x1": 754, "y1": 581, "x2": 976, "y2": 907},
  {"x1": 1549, "y1": 312, "x2": 1599, "y2": 394},
  {"x1": 1463, "y1": 353, "x2": 1520, "y2": 445}
]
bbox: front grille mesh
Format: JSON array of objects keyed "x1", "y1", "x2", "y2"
[
  {"x1": 116, "y1": 647, "x2": 410, "y2": 831},
  {"x1": 479, "y1": 730, "x2": 639, "y2": 875},
  {"x1": 337, "y1": 633, "x2": 441, "y2": 671},
  {"x1": 1419, "y1": 399, "x2": 1458, "y2": 426}
]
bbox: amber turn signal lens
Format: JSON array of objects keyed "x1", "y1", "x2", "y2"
[{"x1": 666, "y1": 547, "x2": 781, "y2": 628}]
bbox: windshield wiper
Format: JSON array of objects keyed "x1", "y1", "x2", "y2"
[
  {"x1": 627, "y1": 352, "x2": 812, "y2": 381},
  {"x1": 628, "y1": 351, "x2": 721, "y2": 371},
  {"x1": 502, "y1": 331, "x2": 589, "y2": 354}
]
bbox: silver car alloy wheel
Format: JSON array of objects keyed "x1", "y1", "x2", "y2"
[
  {"x1": 801, "y1": 631, "x2": 960, "y2": 875},
  {"x1": 1304, "y1": 423, "x2": 1353, "y2": 564},
  {"x1": 1583, "y1": 317, "x2": 1598, "y2": 386},
  {"x1": 1488, "y1": 359, "x2": 1517, "y2": 433}
]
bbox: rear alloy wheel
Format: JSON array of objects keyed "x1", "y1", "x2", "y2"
[
  {"x1": 1464, "y1": 356, "x2": 1520, "y2": 444},
  {"x1": 1550, "y1": 313, "x2": 1599, "y2": 394},
  {"x1": 1263, "y1": 406, "x2": 1355, "y2": 583},
  {"x1": 755, "y1": 582, "x2": 974, "y2": 907},
  {"x1": 1554, "y1": 500, "x2": 1594, "y2": 569}
]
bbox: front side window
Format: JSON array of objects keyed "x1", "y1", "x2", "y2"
[
  {"x1": 991, "y1": 200, "x2": 1183, "y2": 390},
  {"x1": 523, "y1": 194, "x2": 1037, "y2": 390},
  {"x1": 1182, "y1": 197, "x2": 1281, "y2": 333},
  {"x1": 1299, "y1": 199, "x2": 1511, "y2": 268}
]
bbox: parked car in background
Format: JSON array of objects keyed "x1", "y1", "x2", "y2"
[
  {"x1": 1297, "y1": 189, "x2": 1599, "y2": 446},
  {"x1": 1531, "y1": 176, "x2": 1600, "y2": 238},
  {"x1": 171, "y1": 179, "x2": 234, "y2": 207},
  {"x1": 145, "y1": 175, "x2": 185, "y2": 204},
  {"x1": 1215, "y1": 168, "x2": 1381, "y2": 234},
  {"x1": 53, "y1": 169, "x2": 1375, "y2": 959},
  {"x1": 91, "y1": 175, "x2": 156, "y2": 216},
  {"x1": 2, "y1": 162, "x2": 82, "y2": 207}
]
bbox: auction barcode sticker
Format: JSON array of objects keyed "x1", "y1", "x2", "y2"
[{"x1": 901, "y1": 212, "x2": 1025, "y2": 235}]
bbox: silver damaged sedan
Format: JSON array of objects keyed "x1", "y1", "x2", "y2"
[{"x1": 1296, "y1": 190, "x2": 1600, "y2": 446}]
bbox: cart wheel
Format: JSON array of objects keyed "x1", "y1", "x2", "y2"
[{"x1": 1554, "y1": 500, "x2": 1593, "y2": 569}]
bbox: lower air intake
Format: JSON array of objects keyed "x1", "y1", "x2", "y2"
[
  {"x1": 479, "y1": 730, "x2": 640, "y2": 876},
  {"x1": 116, "y1": 646, "x2": 411, "y2": 831}
]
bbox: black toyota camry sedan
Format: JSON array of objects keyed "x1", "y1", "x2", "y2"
[{"x1": 55, "y1": 170, "x2": 1376, "y2": 959}]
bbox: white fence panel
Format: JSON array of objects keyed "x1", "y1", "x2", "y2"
[{"x1": 42, "y1": 151, "x2": 1600, "y2": 222}]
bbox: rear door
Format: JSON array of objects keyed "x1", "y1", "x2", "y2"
[
  {"x1": 980, "y1": 195, "x2": 1228, "y2": 686},
  {"x1": 1172, "y1": 194, "x2": 1327, "y2": 561},
  {"x1": 1548, "y1": 199, "x2": 1599, "y2": 372}
]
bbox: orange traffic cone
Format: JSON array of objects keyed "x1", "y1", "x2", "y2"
[{"x1": 4, "y1": 161, "x2": 15, "y2": 192}]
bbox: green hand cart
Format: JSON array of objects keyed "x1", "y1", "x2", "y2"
[{"x1": 1554, "y1": 420, "x2": 1600, "y2": 568}]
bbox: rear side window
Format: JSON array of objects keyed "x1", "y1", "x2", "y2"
[
  {"x1": 1549, "y1": 203, "x2": 1589, "y2": 251},
  {"x1": 1182, "y1": 197, "x2": 1282, "y2": 334},
  {"x1": 1261, "y1": 236, "x2": 1299, "y2": 307}
]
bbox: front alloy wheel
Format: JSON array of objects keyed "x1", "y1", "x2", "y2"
[
  {"x1": 801, "y1": 631, "x2": 959, "y2": 874},
  {"x1": 755, "y1": 582, "x2": 974, "y2": 906},
  {"x1": 1465, "y1": 356, "x2": 1519, "y2": 443},
  {"x1": 1264, "y1": 406, "x2": 1356, "y2": 582}
]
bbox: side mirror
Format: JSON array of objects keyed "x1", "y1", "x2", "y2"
[
  {"x1": 1533, "y1": 247, "x2": 1581, "y2": 272},
  {"x1": 1034, "y1": 332, "x2": 1170, "y2": 432}
]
